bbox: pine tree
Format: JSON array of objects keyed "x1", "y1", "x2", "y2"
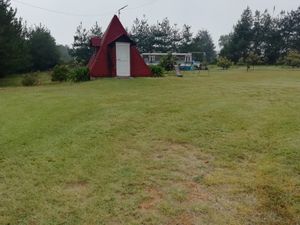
[
  {"x1": 179, "y1": 25, "x2": 193, "y2": 52},
  {"x1": 231, "y1": 7, "x2": 254, "y2": 62},
  {"x1": 261, "y1": 10, "x2": 282, "y2": 64},
  {"x1": 70, "y1": 22, "x2": 103, "y2": 64},
  {"x1": 152, "y1": 18, "x2": 173, "y2": 52},
  {"x1": 130, "y1": 16, "x2": 153, "y2": 53},
  {"x1": 252, "y1": 10, "x2": 263, "y2": 56},
  {"x1": 70, "y1": 22, "x2": 90, "y2": 64},
  {"x1": 90, "y1": 22, "x2": 103, "y2": 37},
  {"x1": 27, "y1": 25, "x2": 60, "y2": 71},
  {"x1": 170, "y1": 24, "x2": 182, "y2": 52},
  {"x1": 192, "y1": 30, "x2": 216, "y2": 63},
  {"x1": 282, "y1": 7, "x2": 300, "y2": 52},
  {"x1": 0, "y1": 0, "x2": 29, "y2": 76}
]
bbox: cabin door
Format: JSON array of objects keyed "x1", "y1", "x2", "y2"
[{"x1": 116, "y1": 42, "x2": 130, "y2": 77}]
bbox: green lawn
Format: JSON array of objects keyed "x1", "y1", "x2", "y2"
[{"x1": 0, "y1": 68, "x2": 299, "y2": 225}]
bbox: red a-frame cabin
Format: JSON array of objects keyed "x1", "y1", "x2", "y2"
[{"x1": 88, "y1": 15, "x2": 152, "y2": 78}]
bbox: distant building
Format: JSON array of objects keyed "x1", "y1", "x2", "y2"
[{"x1": 142, "y1": 53, "x2": 201, "y2": 71}]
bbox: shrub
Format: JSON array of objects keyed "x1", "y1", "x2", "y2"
[
  {"x1": 69, "y1": 67, "x2": 90, "y2": 82},
  {"x1": 149, "y1": 65, "x2": 164, "y2": 77},
  {"x1": 285, "y1": 51, "x2": 300, "y2": 67},
  {"x1": 159, "y1": 53, "x2": 175, "y2": 71},
  {"x1": 51, "y1": 65, "x2": 70, "y2": 82},
  {"x1": 22, "y1": 73, "x2": 39, "y2": 86},
  {"x1": 217, "y1": 56, "x2": 232, "y2": 70},
  {"x1": 245, "y1": 52, "x2": 262, "y2": 69}
]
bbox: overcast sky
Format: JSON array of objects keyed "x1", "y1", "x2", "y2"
[{"x1": 11, "y1": 0, "x2": 300, "y2": 49}]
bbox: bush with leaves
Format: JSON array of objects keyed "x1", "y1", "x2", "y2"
[
  {"x1": 51, "y1": 65, "x2": 70, "y2": 82},
  {"x1": 285, "y1": 51, "x2": 300, "y2": 68},
  {"x1": 149, "y1": 65, "x2": 164, "y2": 77},
  {"x1": 246, "y1": 52, "x2": 262, "y2": 69},
  {"x1": 217, "y1": 57, "x2": 232, "y2": 69},
  {"x1": 69, "y1": 67, "x2": 90, "y2": 82},
  {"x1": 159, "y1": 53, "x2": 175, "y2": 71},
  {"x1": 22, "y1": 73, "x2": 39, "y2": 86}
]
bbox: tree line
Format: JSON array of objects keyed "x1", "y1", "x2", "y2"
[
  {"x1": 219, "y1": 6, "x2": 300, "y2": 65},
  {"x1": 70, "y1": 16, "x2": 217, "y2": 64},
  {"x1": 129, "y1": 16, "x2": 216, "y2": 63},
  {"x1": 1, "y1": 0, "x2": 300, "y2": 78},
  {"x1": 0, "y1": 0, "x2": 62, "y2": 77},
  {"x1": 0, "y1": 0, "x2": 101, "y2": 77}
]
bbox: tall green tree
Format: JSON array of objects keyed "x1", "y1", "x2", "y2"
[
  {"x1": 192, "y1": 30, "x2": 216, "y2": 63},
  {"x1": 179, "y1": 24, "x2": 193, "y2": 52},
  {"x1": 27, "y1": 25, "x2": 59, "y2": 71},
  {"x1": 219, "y1": 6, "x2": 300, "y2": 65},
  {"x1": 261, "y1": 11, "x2": 283, "y2": 64},
  {"x1": 252, "y1": 10, "x2": 263, "y2": 56},
  {"x1": 219, "y1": 34, "x2": 231, "y2": 49},
  {"x1": 170, "y1": 24, "x2": 182, "y2": 52},
  {"x1": 0, "y1": 0, "x2": 29, "y2": 76},
  {"x1": 220, "y1": 7, "x2": 253, "y2": 63},
  {"x1": 281, "y1": 7, "x2": 300, "y2": 52},
  {"x1": 130, "y1": 16, "x2": 154, "y2": 53},
  {"x1": 218, "y1": 34, "x2": 233, "y2": 60},
  {"x1": 70, "y1": 22, "x2": 103, "y2": 64},
  {"x1": 70, "y1": 22, "x2": 90, "y2": 64},
  {"x1": 90, "y1": 22, "x2": 103, "y2": 37},
  {"x1": 289, "y1": 7, "x2": 300, "y2": 51},
  {"x1": 152, "y1": 18, "x2": 173, "y2": 52},
  {"x1": 231, "y1": 7, "x2": 254, "y2": 62}
]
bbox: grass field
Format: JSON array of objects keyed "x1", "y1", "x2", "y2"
[{"x1": 0, "y1": 68, "x2": 300, "y2": 225}]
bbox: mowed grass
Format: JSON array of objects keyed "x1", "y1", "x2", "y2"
[{"x1": 0, "y1": 68, "x2": 300, "y2": 225}]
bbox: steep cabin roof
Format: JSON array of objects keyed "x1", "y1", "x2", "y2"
[{"x1": 100, "y1": 15, "x2": 130, "y2": 46}]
